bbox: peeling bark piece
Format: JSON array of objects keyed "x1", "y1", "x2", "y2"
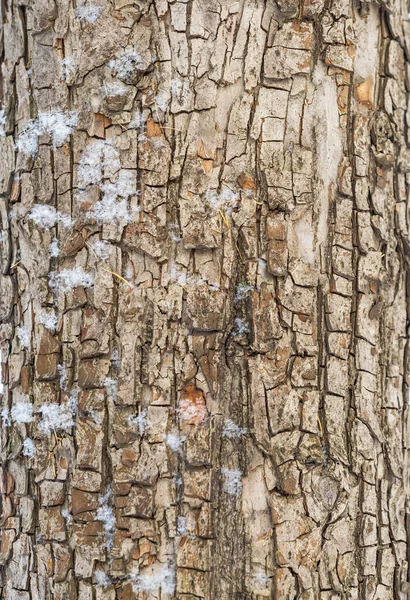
[
  {"x1": 325, "y1": 44, "x2": 355, "y2": 71},
  {"x1": 76, "y1": 417, "x2": 104, "y2": 471},
  {"x1": 38, "y1": 508, "x2": 66, "y2": 541},
  {"x1": 265, "y1": 22, "x2": 313, "y2": 79},
  {"x1": 185, "y1": 284, "x2": 226, "y2": 331}
]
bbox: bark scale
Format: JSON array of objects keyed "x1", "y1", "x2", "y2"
[{"x1": 0, "y1": 0, "x2": 409, "y2": 598}]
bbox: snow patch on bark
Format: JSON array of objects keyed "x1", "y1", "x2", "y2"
[
  {"x1": 78, "y1": 141, "x2": 139, "y2": 224},
  {"x1": 101, "y1": 82, "x2": 129, "y2": 97},
  {"x1": 38, "y1": 402, "x2": 76, "y2": 434},
  {"x1": 1, "y1": 409, "x2": 10, "y2": 426},
  {"x1": 222, "y1": 419, "x2": 247, "y2": 439},
  {"x1": 11, "y1": 399, "x2": 33, "y2": 423},
  {"x1": 128, "y1": 409, "x2": 150, "y2": 435},
  {"x1": 166, "y1": 432, "x2": 186, "y2": 453},
  {"x1": 16, "y1": 111, "x2": 78, "y2": 156},
  {"x1": 60, "y1": 56, "x2": 76, "y2": 82},
  {"x1": 205, "y1": 186, "x2": 239, "y2": 213},
  {"x1": 39, "y1": 310, "x2": 59, "y2": 332},
  {"x1": 96, "y1": 488, "x2": 116, "y2": 550},
  {"x1": 177, "y1": 515, "x2": 196, "y2": 537},
  {"x1": 104, "y1": 377, "x2": 118, "y2": 402},
  {"x1": 50, "y1": 268, "x2": 94, "y2": 293},
  {"x1": 49, "y1": 238, "x2": 60, "y2": 257},
  {"x1": 94, "y1": 570, "x2": 111, "y2": 588},
  {"x1": 16, "y1": 326, "x2": 30, "y2": 349},
  {"x1": 29, "y1": 204, "x2": 72, "y2": 230},
  {"x1": 22, "y1": 437, "x2": 36, "y2": 457},
  {"x1": 221, "y1": 468, "x2": 243, "y2": 496},
  {"x1": 89, "y1": 240, "x2": 112, "y2": 260},
  {"x1": 0, "y1": 110, "x2": 6, "y2": 136},
  {"x1": 74, "y1": 5, "x2": 103, "y2": 23},
  {"x1": 131, "y1": 563, "x2": 176, "y2": 595}
]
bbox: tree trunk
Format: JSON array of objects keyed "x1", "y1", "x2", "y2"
[{"x1": 0, "y1": 0, "x2": 409, "y2": 597}]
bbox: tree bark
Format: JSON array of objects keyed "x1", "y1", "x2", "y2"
[{"x1": 0, "y1": 0, "x2": 410, "y2": 598}]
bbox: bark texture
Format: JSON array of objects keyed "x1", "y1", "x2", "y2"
[{"x1": 0, "y1": 0, "x2": 410, "y2": 597}]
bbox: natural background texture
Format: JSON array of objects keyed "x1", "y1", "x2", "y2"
[{"x1": 0, "y1": 0, "x2": 410, "y2": 597}]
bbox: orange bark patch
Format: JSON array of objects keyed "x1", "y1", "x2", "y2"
[
  {"x1": 355, "y1": 76, "x2": 373, "y2": 107},
  {"x1": 121, "y1": 449, "x2": 138, "y2": 467},
  {"x1": 237, "y1": 172, "x2": 255, "y2": 191},
  {"x1": 179, "y1": 386, "x2": 208, "y2": 426},
  {"x1": 197, "y1": 140, "x2": 214, "y2": 174},
  {"x1": 146, "y1": 118, "x2": 162, "y2": 138}
]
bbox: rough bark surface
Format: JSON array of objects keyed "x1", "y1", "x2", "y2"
[{"x1": 0, "y1": 0, "x2": 410, "y2": 597}]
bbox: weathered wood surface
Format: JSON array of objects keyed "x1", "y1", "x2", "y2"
[{"x1": 0, "y1": 0, "x2": 410, "y2": 597}]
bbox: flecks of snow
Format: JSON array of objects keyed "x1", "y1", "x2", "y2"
[
  {"x1": 74, "y1": 5, "x2": 103, "y2": 23},
  {"x1": 173, "y1": 472, "x2": 183, "y2": 487},
  {"x1": 49, "y1": 238, "x2": 59, "y2": 257},
  {"x1": 235, "y1": 283, "x2": 255, "y2": 301},
  {"x1": 89, "y1": 240, "x2": 112, "y2": 260},
  {"x1": 128, "y1": 112, "x2": 146, "y2": 130},
  {"x1": 96, "y1": 488, "x2": 116, "y2": 550},
  {"x1": 78, "y1": 141, "x2": 138, "y2": 225},
  {"x1": 205, "y1": 186, "x2": 239, "y2": 213},
  {"x1": 22, "y1": 437, "x2": 36, "y2": 457},
  {"x1": 39, "y1": 310, "x2": 59, "y2": 332},
  {"x1": 94, "y1": 570, "x2": 111, "y2": 588},
  {"x1": 221, "y1": 468, "x2": 243, "y2": 496},
  {"x1": 38, "y1": 402, "x2": 75, "y2": 434},
  {"x1": 87, "y1": 195, "x2": 132, "y2": 224},
  {"x1": 177, "y1": 515, "x2": 196, "y2": 537},
  {"x1": 89, "y1": 174, "x2": 139, "y2": 225},
  {"x1": 16, "y1": 111, "x2": 78, "y2": 157},
  {"x1": 104, "y1": 378, "x2": 118, "y2": 402},
  {"x1": 233, "y1": 317, "x2": 249, "y2": 336},
  {"x1": 29, "y1": 204, "x2": 72, "y2": 230},
  {"x1": 169, "y1": 266, "x2": 205, "y2": 288},
  {"x1": 154, "y1": 89, "x2": 171, "y2": 113},
  {"x1": 101, "y1": 82, "x2": 129, "y2": 97},
  {"x1": 142, "y1": 135, "x2": 165, "y2": 149},
  {"x1": 128, "y1": 408, "x2": 150, "y2": 436},
  {"x1": 11, "y1": 400, "x2": 33, "y2": 423},
  {"x1": 168, "y1": 224, "x2": 182, "y2": 243},
  {"x1": 50, "y1": 267, "x2": 94, "y2": 293},
  {"x1": 222, "y1": 419, "x2": 247, "y2": 439},
  {"x1": 178, "y1": 397, "x2": 208, "y2": 425},
  {"x1": 170, "y1": 77, "x2": 190, "y2": 101},
  {"x1": 60, "y1": 56, "x2": 76, "y2": 81},
  {"x1": 131, "y1": 563, "x2": 176, "y2": 595},
  {"x1": 58, "y1": 364, "x2": 69, "y2": 391},
  {"x1": 107, "y1": 50, "x2": 146, "y2": 81},
  {"x1": 111, "y1": 347, "x2": 121, "y2": 369},
  {"x1": 1, "y1": 409, "x2": 10, "y2": 426},
  {"x1": 62, "y1": 508, "x2": 73, "y2": 525},
  {"x1": 252, "y1": 573, "x2": 271, "y2": 589},
  {"x1": 0, "y1": 109, "x2": 6, "y2": 136},
  {"x1": 78, "y1": 140, "x2": 120, "y2": 187},
  {"x1": 165, "y1": 432, "x2": 186, "y2": 453},
  {"x1": 16, "y1": 326, "x2": 30, "y2": 349},
  {"x1": 89, "y1": 409, "x2": 103, "y2": 425}
]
